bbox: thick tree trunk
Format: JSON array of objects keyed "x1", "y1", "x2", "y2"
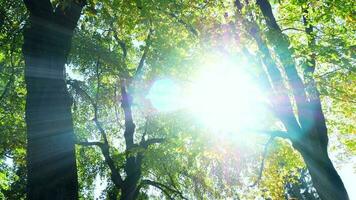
[
  {"x1": 120, "y1": 83, "x2": 141, "y2": 200},
  {"x1": 295, "y1": 139, "x2": 349, "y2": 200},
  {"x1": 120, "y1": 162, "x2": 141, "y2": 200},
  {"x1": 23, "y1": 1, "x2": 83, "y2": 199},
  {"x1": 253, "y1": 1, "x2": 350, "y2": 199}
]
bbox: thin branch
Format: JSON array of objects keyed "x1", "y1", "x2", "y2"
[
  {"x1": 76, "y1": 141, "x2": 104, "y2": 147},
  {"x1": 281, "y1": 27, "x2": 304, "y2": 32},
  {"x1": 249, "y1": 136, "x2": 274, "y2": 187},
  {"x1": 112, "y1": 28, "x2": 127, "y2": 61},
  {"x1": 316, "y1": 68, "x2": 343, "y2": 78},
  {"x1": 134, "y1": 28, "x2": 153, "y2": 78}
]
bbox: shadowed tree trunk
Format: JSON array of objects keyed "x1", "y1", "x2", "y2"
[
  {"x1": 22, "y1": 0, "x2": 85, "y2": 199},
  {"x1": 254, "y1": 0, "x2": 349, "y2": 199},
  {"x1": 234, "y1": 0, "x2": 349, "y2": 199}
]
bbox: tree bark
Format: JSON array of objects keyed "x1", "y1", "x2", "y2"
[
  {"x1": 254, "y1": 0, "x2": 350, "y2": 199},
  {"x1": 119, "y1": 82, "x2": 142, "y2": 200},
  {"x1": 23, "y1": 1, "x2": 84, "y2": 199},
  {"x1": 295, "y1": 138, "x2": 349, "y2": 200}
]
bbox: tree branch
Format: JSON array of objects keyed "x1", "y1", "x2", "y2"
[
  {"x1": 256, "y1": 0, "x2": 310, "y2": 133},
  {"x1": 70, "y1": 64, "x2": 124, "y2": 188},
  {"x1": 281, "y1": 27, "x2": 304, "y2": 32},
  {"x1": 134, "y1": 28, "x2": 153, "y2": 78},
  {"x1": 76, "y1": 141, "x2": 104, "y2": 147},
  {"x1": 77, "y1": 140, "x2": 124, "y2": 188},
  {"x1": 249, "y1": 136, "x2": 274, "y2": 187},
  {"x1": 236, "y1": 1, "x2": 302, "y2": 137},
  {"x1": 113, "y1": 31, "x2": 127, "y2": 62}
]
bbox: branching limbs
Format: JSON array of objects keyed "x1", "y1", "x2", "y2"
[
  {"x1": 255, "y1": 0, "x2": 310, "y2": 132},
  {"x1": 235, "y1": 0, "x2": 302, "y2": 138},
  {"x1": 70, "y1": 59, "x2": 124, "y2": 188}
]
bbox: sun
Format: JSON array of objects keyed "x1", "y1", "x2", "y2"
[
  {"x1": 186, "y1": 56, "x2": 268, "y2": 132},
  {"x1": 146, "y1": 54, "x2": 268, "y2": 133}
]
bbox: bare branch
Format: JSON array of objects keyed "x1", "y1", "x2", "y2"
[
  {"x1": 112, "y1": 29, "x2": 127, "y2": 61},
  {"x1": 140, "y1": 118, "x2": 149, "y2": 143}
]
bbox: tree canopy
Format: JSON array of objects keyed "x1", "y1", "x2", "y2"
[{"x1": 0, "y1": 0, "x2": 355, "y2": 199}]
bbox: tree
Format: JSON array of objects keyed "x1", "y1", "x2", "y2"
[
  {"x1": 234, "y1": 0, "x2": 351, "y2": 199},
  {"x1": 0, "y1": 0, "x2": 354, "y2": 199},
  {"x1": 22, "y1": 0, "x2": 85, "y2": 199}
]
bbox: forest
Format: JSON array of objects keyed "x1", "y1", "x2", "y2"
[{"x1": 0, "y1": 0, "x2": 355, "y2": 199}]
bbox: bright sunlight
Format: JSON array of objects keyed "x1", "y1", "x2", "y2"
[{"x1": 148, "y1": 54, "x2": 269, "y2": 132}]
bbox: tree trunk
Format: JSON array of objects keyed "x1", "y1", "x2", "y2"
[
  {"x1": 253, "y1": 0, "x2": 350, "y2": 199},
  {"x1": 120, "y1": 164, "x2": 141, "y2": 200},
  {"x1": 120, "y1": 83, "x2": 141, "y2": 200},
  {"x1": 23, "y1": 1, "x2": 84, "y2": 199},
  {"x1": 295, "y1": 138, "x2": 349, "y2": 200}
]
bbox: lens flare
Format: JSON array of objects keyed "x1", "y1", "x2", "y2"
[
  {"x1": 147, "y1": 55, "x2": 268, "y2": 132},
  {"x1": 187, "y1": 57, "x2": 267, "y2": 132},
  {"x1": 147, "y1": 78, "x2": 182, "y2": 112}
]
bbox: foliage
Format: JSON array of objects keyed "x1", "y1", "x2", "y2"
[{"x1": 0, "y1": 0, "x2": 355, "y2": 199}]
